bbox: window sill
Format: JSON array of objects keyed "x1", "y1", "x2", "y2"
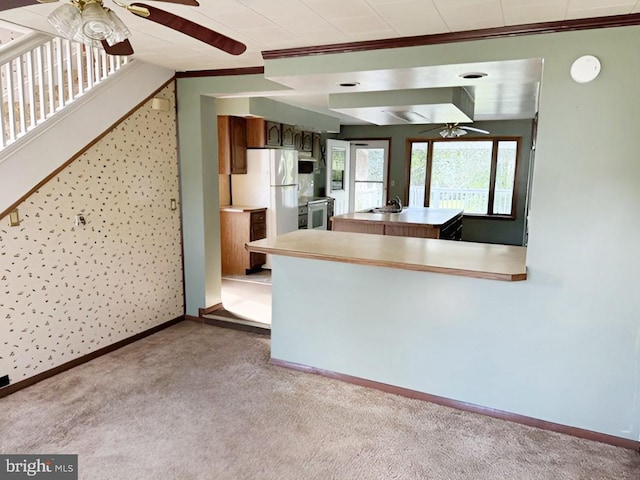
[{"x1": 462, "y1": 214, "x2": 516, "y2": 221}]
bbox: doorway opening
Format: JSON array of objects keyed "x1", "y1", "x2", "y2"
[{"x1": 204, "y1": 270, "x2": 272, "y2": 330}]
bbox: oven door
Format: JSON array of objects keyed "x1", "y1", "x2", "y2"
[{"x1": 307, "y1": 200, "x2": 328, "y2": 230}]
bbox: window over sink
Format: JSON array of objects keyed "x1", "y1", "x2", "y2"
[{"x1": 407, "y1": 137, "x2": 520, "y2": 218}]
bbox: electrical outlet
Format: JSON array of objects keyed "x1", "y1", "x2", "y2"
[{"x1": 0, "y1": 375, "x2": 9, "y2": 388}]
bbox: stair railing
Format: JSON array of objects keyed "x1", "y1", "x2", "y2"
[{"x1": 0, "y1": 32, "x2": 129, "y2": 151}]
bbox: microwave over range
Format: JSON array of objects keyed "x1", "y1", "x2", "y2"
[{"x1": 298, "y1": 197, "x2": 334, "y2": 230}]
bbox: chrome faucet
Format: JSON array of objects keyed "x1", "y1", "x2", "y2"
[{"x1": 387, "y1": 195, "x2": 403, "y2": 211}]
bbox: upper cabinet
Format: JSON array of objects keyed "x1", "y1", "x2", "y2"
[
  {"x1": 301, "y1": 131, "x2": 313, "y2": 152},
  {"x1": 281, "y1": 124, "x2": 295, "y2": 147},
  {"x1": 265, "y1": 121, "x2": 281, "y2": 146},
  {"x1": 245, "y1": 117, "x2": 318, "y2": 154},
  {"x1": 246, "y1": 118, "x2": 281, "y2": 147},
  {"x1": 218, "y1": 115, "x2": 247, "y2": 174}
]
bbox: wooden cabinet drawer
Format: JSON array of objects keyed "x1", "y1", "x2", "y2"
[
  {"x1": 439, "y1": 215, "x2": 462, "y2": 240},
  {"x1": 251, "y1": 210, "x2": 266, "y2": 224},
  {"x1": 250, "y1": 252, "x2": 266, "y2": 269},
  {"x1": 250, "y1": 224, "x2": 266, "y2": 241}
]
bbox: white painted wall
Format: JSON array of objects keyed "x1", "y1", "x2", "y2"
[{"x1": 0, "y1": 60, "x2": 174, "y2": 214}]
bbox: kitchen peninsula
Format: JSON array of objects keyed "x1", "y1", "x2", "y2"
[
  {"x1": 331, "y1": 207, "x2": 462, "y2": 240},
  {"x1": 246, "y1": 229, "x2": 529, "y2": 436},
  {"x1": 247, "y1": 229, "x2": 526, "y2": 281}
]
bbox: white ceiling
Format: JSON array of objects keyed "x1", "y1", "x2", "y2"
[{"x1": 1, "y1": 0, "x2": 639, "y2": 126}]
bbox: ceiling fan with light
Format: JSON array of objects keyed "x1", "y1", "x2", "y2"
[
  {"x1": 419, "y1": 123, "x2": 490, "y2": 138},
  {"x1": 0, "y1": 0, "x2": 247, "y2": 56}
]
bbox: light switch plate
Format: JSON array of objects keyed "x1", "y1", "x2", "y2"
[{"x1": 9, "y1": 210, "x2": 19, "y2": 226}]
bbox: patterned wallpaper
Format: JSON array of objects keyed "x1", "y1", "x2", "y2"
[{"x1": 0, "y1": 83, "x2": 184, "y2": 384}]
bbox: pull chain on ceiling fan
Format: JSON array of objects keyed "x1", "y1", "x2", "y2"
[
  {"x1": 419, "y1": 123, "x2": 490, "y2": 138},
  {"x1": 0, "y1": 0, "x2": 247, "y2": 56}
]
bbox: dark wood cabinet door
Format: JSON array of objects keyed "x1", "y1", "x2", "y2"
[
  {"x1": 266, "y1": 121, "x2": 281, "y2": 146},
  {"x1": 229, "y1": 116, "x2": 247, "y2": 174},
  {"x1": 301, "y1": 131, "x2": 313, "y2": 152},
  {"x1": 281, "y1": 124, "x2": 295, "y2": 147}
]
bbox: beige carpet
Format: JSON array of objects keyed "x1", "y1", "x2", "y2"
[{"x1": 1, "y1": 321, "x2": 639, "y2": 480}]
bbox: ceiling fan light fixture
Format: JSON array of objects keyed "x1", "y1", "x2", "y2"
[
  {"x1": 48, "y1": 3, "x2": 82, "y2": 39},
  {"x1": 48, "y1": 1, "x2": 132, "y2": 49},
  {"x1": 439, "y1": 125, "x2": 467, "y2": 138},
  {"x1": 81, "y1": 1, "x2": 114, "y2": 40},
  {"x1": 105, "y1": 9, "x2": 131, "y2": 46}
]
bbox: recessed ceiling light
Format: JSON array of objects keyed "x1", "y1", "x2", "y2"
[
  {"x1": 337, "y1": 81, "x2": 360, "y2": 87},
  {"x1": 459, "y1": 72, "x2": 488, "y2": 79}
]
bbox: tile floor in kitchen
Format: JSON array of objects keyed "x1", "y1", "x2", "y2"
[{"x1": 219, "y1": 269, "x2": 272, "y2": 327}]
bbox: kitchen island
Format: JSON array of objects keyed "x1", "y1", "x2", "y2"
[{"x1": 331, "y1": 207, "x2": 462, "y2": 240}]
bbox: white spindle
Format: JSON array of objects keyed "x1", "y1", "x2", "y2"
[
  {"x1": 75, "y1": 43, "x2": 84, "y2": 95},
  {"x1": 45, "y1": 41, "x2": 54, "y2": 117},
  {"x1": 36, "y1": 45, "x2": 45, "y2": 123},
  {"x1": 0, "y1": 65, "x2": 6, "y2": 148},
  {"x1": 101, "y1": 50, "x2": 108, "y2": 80},
  {"x1": 85, "y1": 46, "x2": 94, "y2": 90},
  {"x1": 26, "y1": 50, "x2": 36, "y2": 129},
  {"x1": 64, "y1": 39, "x2": 73, "y2": 102},
  {"x1": 54, "y1": 38, "x2": 64, "y2": 109},
  {"x1": 93, "y1": 47, "x2": 101, "y2": 83},
  {"x1": 5, "y1": 62, "x2": 15, "y2": 141},
  {"x1": 16, "y1": 56, "x2": 26, "y2": 135}
]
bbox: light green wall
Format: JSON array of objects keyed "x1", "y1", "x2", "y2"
[
  {"x1": 176, "y1": 74, "x2": 317, "y2": 315},
  {"x1": 339, "y1": 119, "x2": 533, "y2": 245},
  {"x1": 177, "y1": 25, "x2": 640, "y2": 440}
]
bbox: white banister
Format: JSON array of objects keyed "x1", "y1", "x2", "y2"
[{"x1": 0, "y1": 33, "x2": 129, "y2": 151}]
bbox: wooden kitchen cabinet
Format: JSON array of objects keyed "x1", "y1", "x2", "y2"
[
  {"x1": 330, "y1": 208, "x2": 463, "y2": 240},
  {"x1": 281, "y1": 124, "x2": 295, "y2": 147},
  {"x1": 293, "y1": 128, "x2": 302, "y2": 150},
  {"x1": 246, "y1": 118, "x2": 282, "y2": 147},
  {"x1": 301, "y1": 131, "x2": 313, "y2": 152},
  {"x1": 218, "y1": 115, "x2": 247, "y2": 174},
  {"x1": 220, "y1": 207, "x2": 267, "y2": 275}
]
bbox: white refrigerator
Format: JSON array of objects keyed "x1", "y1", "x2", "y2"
[{"x1": 231, "y1": 149, "x2": 299, "y2": 266}]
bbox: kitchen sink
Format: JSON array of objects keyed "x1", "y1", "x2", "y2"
[{"x1": 362, "y1": 206, "x2": 404, "y2": 213}]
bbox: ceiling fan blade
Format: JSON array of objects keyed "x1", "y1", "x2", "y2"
[
  {"x1": 1, "y1": 0, "x2": 58, "y2": 13},
  {"x1": 148, "y1": 0, "x2": 200, "y2": 5},
  {"x1": 130, "y1": 3, "x2": 247, "y2": 56},
  {"x1": 460, "y1": 126, "x2": 490, "y2": 134},
  {"x1": 418, "y1": 125, "x2": 444, "y2": 135},
  {"x1": 101, "y1": 39, "x2": 134, "y2": 56}
]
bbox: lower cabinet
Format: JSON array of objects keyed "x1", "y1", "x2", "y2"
[
  {"x1": 331, "y1": 213, "x2": 462, "y2": 240},
  {"x1": 220, "y1": 207, "x2": 267, "y2": 275}
]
